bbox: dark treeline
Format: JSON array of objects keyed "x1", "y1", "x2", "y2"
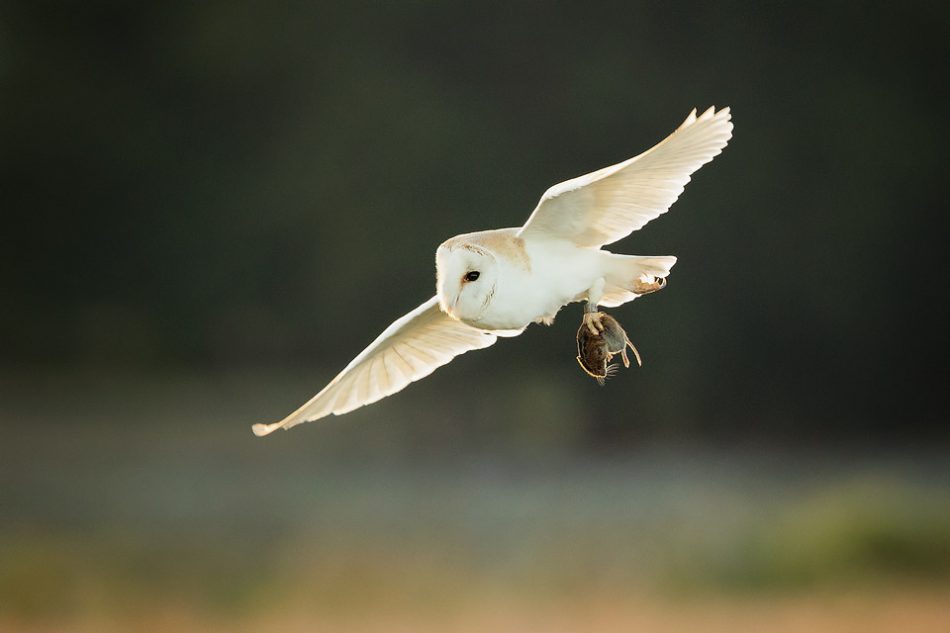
[{"x1": 2, "y1": 2, "x2": 946, "y2": 442}]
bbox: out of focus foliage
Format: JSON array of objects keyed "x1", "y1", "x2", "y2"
[
  {"x1": 4, "y1": 411, "x2": 950, "y2": 620},
  {"x1": 1, "y1": 2, "x2": 946, "y2": 440}
]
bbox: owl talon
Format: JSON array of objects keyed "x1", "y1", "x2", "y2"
[{"x1": 583, "y1": 311, "x2": 606, "y2": 335}]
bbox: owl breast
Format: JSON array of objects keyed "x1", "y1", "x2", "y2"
[
  {"x1": 461, "y1": 260, "x2": 579, "y2": 331},
  {"x1": 441, "y1": 229, "x2": 599, "y2": 331}
]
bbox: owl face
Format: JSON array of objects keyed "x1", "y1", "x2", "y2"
[{"x1": 436, "y1": 243, "x2": 498, "y2": 323}]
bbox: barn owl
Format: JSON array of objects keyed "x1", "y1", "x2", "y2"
[{"x1": 253, "y1": 106, "x2": 732, "y2": 436}]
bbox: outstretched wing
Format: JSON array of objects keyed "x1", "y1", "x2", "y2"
[
  {"x1": 253, "y1": 297, "x2": 500, "y2": 435},
  {"x1": 518, "y1": 106, "x2": 733, "y2": 247}
]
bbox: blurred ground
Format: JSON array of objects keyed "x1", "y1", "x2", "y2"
[
  {"x1": 6, "y1": 593, "x2": 950, "y2": 633},
  {"x1": 3, "y1": 371, "x2": 949, "y2": 632}
]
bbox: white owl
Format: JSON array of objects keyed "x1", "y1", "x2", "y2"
[{"x1": 253, "y1": 106, "x2": 733, "y2": 436}]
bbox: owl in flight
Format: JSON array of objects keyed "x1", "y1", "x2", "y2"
[{"x1": 253, "y1": 106, "x2": 732, "y2": 436}]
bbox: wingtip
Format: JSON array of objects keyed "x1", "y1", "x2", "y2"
[
  {"x1": 252, "y1": 422, "x2": 279, "y2": 437},
  {"x1": 682, "y1": 108, "x2": 698, "y2": 127},
  {"x1": 681, "y1": 105, "x2": 732, "y2": 129},
  {"x1": 686, "y1": 105, "x2": 732, "y2": 123},
  {"x1": 680, "y1": 106, "x2": 733, "y2": 141}
]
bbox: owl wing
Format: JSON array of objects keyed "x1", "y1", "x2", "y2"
[
  {"x1": 252, "y1": 297, "x2": 504, "y2": 436},
  {"x1": 518, "y1": 106, "x2": 732, "y2": 247}
]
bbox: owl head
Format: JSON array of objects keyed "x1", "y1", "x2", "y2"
[{"x1": 435, "y1": 241, "x2": 498, "y2": 323}]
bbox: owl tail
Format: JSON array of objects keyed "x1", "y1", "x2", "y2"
[{"x1": 599, "y1": 253, "x2": 677, "y2": 307}]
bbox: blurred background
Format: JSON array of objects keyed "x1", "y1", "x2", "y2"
[{"x1": 2, "y1": 2, "x2": 948, "y2": 631}]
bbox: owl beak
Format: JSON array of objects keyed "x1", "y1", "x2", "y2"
[{"x1": 443, "y1": 293, "x2": 462, "y2": 320}]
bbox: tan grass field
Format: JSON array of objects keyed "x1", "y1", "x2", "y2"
[
  {"x1": 5, "y1": 591, "x2": 950, "y2": 633},
  {"x1": 3, "y1": 373, "x2": 949, "y2": 633}
]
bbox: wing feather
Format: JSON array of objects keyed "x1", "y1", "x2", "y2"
[
  {"x1": 252, "y1": 297, "x2": 500, "y2": 435},
  {"x1": 518, "y1": 106, "x2": 733, "y2": 247}
]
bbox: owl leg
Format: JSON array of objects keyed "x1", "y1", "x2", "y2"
[{"x1": 582, "y1": 277, "x2": 607, "y2": 335}]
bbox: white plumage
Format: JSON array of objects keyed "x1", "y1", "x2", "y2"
[{"x1": 253, "y1": 106, "x2": 733, "y2": 436}]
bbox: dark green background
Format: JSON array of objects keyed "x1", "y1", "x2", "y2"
[{"x1": 2, "y1": 1, "x2": 946, "y2": 443}]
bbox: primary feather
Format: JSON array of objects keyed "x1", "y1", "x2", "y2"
[
  {"x1": 519, "y1": 106, "x2": 732, "y2": 247},
  {"x1": 252, "y1": 297, "x2": 497, "y2": 435}
]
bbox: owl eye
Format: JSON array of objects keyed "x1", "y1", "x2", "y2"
[{"x1": 463, "y1": 271, "x2": 480, "y2": 282}]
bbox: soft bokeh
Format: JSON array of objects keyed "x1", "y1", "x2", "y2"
[{"x1": 2, "y1": 2, "x2": 947, "y2": 631}]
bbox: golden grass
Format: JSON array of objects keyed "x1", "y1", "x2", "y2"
[{"x1": 4, "y1": 590, "x2": 950, "y2": 633}]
